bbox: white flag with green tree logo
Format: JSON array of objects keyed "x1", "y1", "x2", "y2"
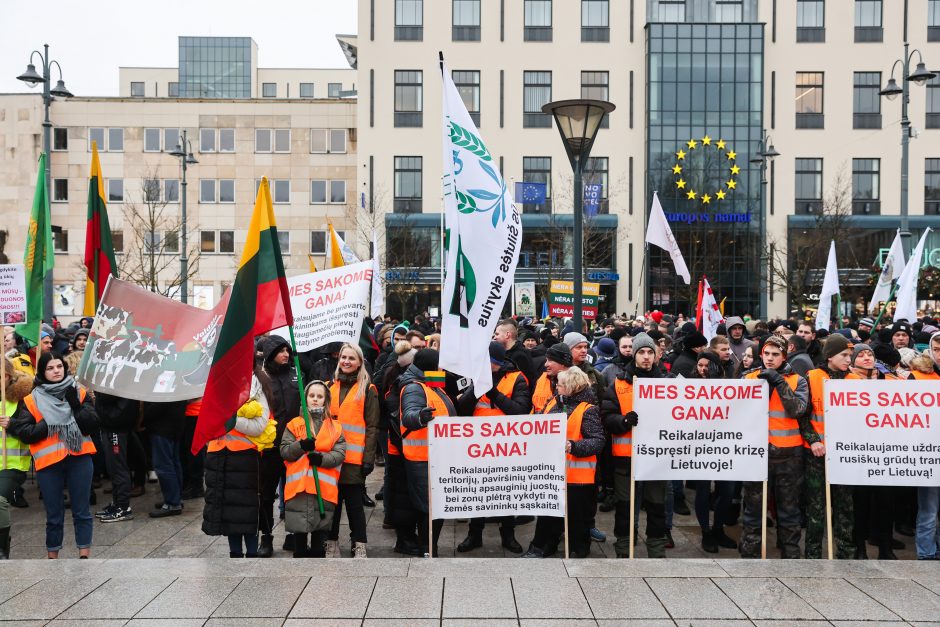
[{"x1": 440, "y1": 58, "x2": 522, "y2": 395}]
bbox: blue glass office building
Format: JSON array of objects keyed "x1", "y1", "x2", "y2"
[{"x1": 646, "y1": 20, "x2": 765, "y2": 315}]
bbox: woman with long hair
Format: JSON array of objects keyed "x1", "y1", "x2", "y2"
[
  {"x1": 9, "y1": 352, "x2": 99, "y2": 558},
  {"x1": 325, "y1": 343, "x2": 380, "y2": 558}
]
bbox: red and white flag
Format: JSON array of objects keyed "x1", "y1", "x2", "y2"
[{"x1": 699, "y1": 276, "x2": 724, "y2": 341}]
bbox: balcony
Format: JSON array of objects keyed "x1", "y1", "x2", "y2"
[
  {"x1": 797, "y1": 27, "x2": 825, "y2": 42},
  {"x1": 854, "y1": 26, "x2": 883, "y2": 42},
  {"x1": 394, "y1": 112, "x2": 423, "y2": 128},
  {"x1": 452, "y1": 25, "x2": 481, "y2": 41},
  {"x1": 524, "y1": 26, "x2": 552, "y2": 41},
  {"x1": 853, "y1": 113, "x2": 881, "y2": 129},
  {"x1": 795, "y1": 200, "x2": 823, "y2": 215},
  {"x1": 796, "y1": 113, "x2": 824, "y2": 129},
  {"x1": 393, "y1": 198, "x2": 422, "y2": 213},
  {"x1": 581, "y1": 27, "x2": 610, "y2": 42},
  {"x1": 395, "y1": 26, "x2": 423, "y2": 41},
  {"x1": 524, "y1": 112, "x2": 552, "y2": 128},
  {"x1": 852, "y1": 200, "x2": 881, "y2": 215}
]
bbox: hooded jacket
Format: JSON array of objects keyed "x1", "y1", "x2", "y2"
[
  {"x1": 399, "y1": 364, "x2": 456, "y2": 431},
  {"x1": 260, "y1": 335, "x2": 300, "y2": 440},
  {"x1": 455, "y1": 359, "x2": 532, "y2": 416},
  {"x1": 725, "y1": 316, "x2": 755, "y2": 364}
]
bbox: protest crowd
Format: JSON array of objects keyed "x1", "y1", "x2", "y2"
[{"x1": 2, "y1": 305, "x2": 940, "y2": 562}]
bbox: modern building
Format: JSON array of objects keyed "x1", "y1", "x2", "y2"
[
  {"x1": 1, "y1": 37, "x2": 358, "y2": 317},
  {"x1": 351, "y1": 0, "x2": 940, "y2": 319}
]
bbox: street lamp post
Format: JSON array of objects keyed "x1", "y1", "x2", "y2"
[
  {"x1": 16, "y1": 44, "x2": 73, "y2": 324},
  {"x1": 880, "y1": 43, "x2": 935, "y2": 255},
  {"x1": 542, "y1": 99, "x2": 615, "y2": 331},
  {"x1": 169, "y1": 131, "x2": 198, "y2": 304},
  {"x1": 750, "y1": 130, "x2": 779, "y2": 319}
]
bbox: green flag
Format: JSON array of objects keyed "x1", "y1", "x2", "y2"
[{"x1": 18, "y1": 153, "x2": 54, "y2": 347}]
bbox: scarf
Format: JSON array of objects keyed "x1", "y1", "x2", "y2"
[{"x1": 31, "y1": 376, "x2": 86, "y2": 453}]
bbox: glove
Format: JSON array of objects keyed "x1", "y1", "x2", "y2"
[
  {"x1": 299, "y1": 438, "x2": 316, "y2": 452},
  {"x1": 757, "y1": 368, "x2": 784, "y2": 387},
  {"x1": 623, "y1": 411, "x2": 639, "y2": 428},
  {"x1": 307, "y1": 451, "x2": 323, "y2": 466},
  {"x1": 224, "y1": 415, "x2": 237, "y2": 432},
  {"x1": 418, "y1": 406, "x2": 435, "y2": 426},
  {"x1": 362, "y1": 463, "x2": 375, "y2": 477},
  {"x1": 64, "y1": 387, "x2": 81, "y2": 412}
]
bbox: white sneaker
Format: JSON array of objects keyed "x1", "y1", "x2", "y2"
[
  {"x1": 324, "y1": 539, "x2": 341, "y2": 558},
  {"x1": 353, "y1": 542, "x2": 368, "y2": 558},
  {"x1": 147, "y1": 471, "x2": 158, "y2": 483}
]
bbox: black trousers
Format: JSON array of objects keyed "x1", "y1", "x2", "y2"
[
  {"x1": 258, "y1": 447, "x2": 285, "y2": 535},
  {"x1": 385, "y1": 453, "x2": 418, "y2": 543},
  {"x1": 329, "y1": 483, "x2": 368, "y2": 543},
  {"x1": 102, "y1": 431, "x2": 132, "y2": 508},
  {"x1": 180, "y1": 415, "x2": 206, "y2": 490},
  {"x1": 853, "y1": 485, "x2": 894, "y2": 546},
  {"x1": 468, "y1": 515, "x2": 515, "y2": 534},
  {"x1": 0, "y1": 469, "x2": 27, "y2": 528},
  {"x1": 532, "y1": 483, "x2": 596, "y2": 555}
]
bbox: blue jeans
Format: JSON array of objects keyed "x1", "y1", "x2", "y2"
[
  {"x1": 151, "y1": 435, "x2": 183, "y2": 507},
  {"x1": 916, "y1": 486, "x2": 940, "y2": 558},
  {"x1": 36, "y1": 454, "x2": 94, "y2": 551}
]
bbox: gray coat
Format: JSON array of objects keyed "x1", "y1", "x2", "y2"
[{"x1": 279, "y1": 416, "x2": 346, "y2": 533}]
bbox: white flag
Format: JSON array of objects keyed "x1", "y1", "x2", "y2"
[
  {"x1": 815, "y1": 241, "x2": 840, "y2": 331},
  {"x1": 645, "y1": 192, "x2": 691, "y2": 284},
  {"x1": 327, "y1": 225, "x2": 361, "y2": 267},
  {"x1": 370, "y1": 229, "x2": 384, "y2": 319},
  {"x1": 893, "y1": 228, "x2": 932, "y2": 324},
  {"x1": 440, "y1": 59, "x2": 522, "y2": 396},
  {"x1": 700, "y1": 276, "x2": 724, "y2": 341},
  {"x1": 868, "y1": 229, "x2": 905, "y2": 314}
]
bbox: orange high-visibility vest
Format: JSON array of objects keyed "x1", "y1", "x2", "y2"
[
  {"x1": 283, "y1": 416, "x2": 342, "y2": 504},
  {"x1": 804, "y1": 369, "x2": 861, "y2": 447},
  {"x1": 745, "y1": 370, "x2": 804, "y2": 448},
  {"x1": 23, "y1": 389, "x2": 97, "y2": 471},
  {"x1": 330, "y1": 381, "x2": 375, "y2": 465},
  {"x1": 565, "y1": 402, "x2": 597, "y2": 484},
  {"x1": 473, "y1": 371, "x2": 522, "y2": 416},
  {"x1": 399, "y1": 382, "x2": 449, "y2": 462},
  {"x1": 611, "y1": 378, "x2": 634, "y2": 457},
  {"x1": 531, "y1": 373, "x2": 554, "y2": 414},
  {"x1": 185, "y1": 400, "x2": 202, "y2": 417},
  {"x1": 207, "y1": 429, "x2": 256, "y2": 453},
  {"x1": 912, "y1": 370, "x2": 940, "y2": 380}
]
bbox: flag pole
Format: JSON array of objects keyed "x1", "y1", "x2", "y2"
[
  {"x1": 287, "y1": 326, "x2": 325, "y2": 518},
  {"x1": 870, "y1": 283, "x2": 898, "y2": 329},
  {"x1": 1, "y1": 349, "x2": 7, "y2": 471}
]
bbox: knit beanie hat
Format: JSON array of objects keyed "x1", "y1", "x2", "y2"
[
  {"x1": 413, "y1": 348, "x2": 439, "y2": 372},
  {"x1": 873, "y1": 344, "x2": 901, "y2": 368},
  {"x1": 823, "y1": 333, "x2": 852, "y2": 360},
  {"x1": 594, "y1": 337, "x2": 617, "y2": 360},
  {"x1": 632, "y1": 332, "x2": 656, "y2": 355},
  {"x1": 563, "y1": 332, "x2": 589, "y2": 350},
  {"x1": 545, "y1": 343, "x2": 573, "y2": 367},
  {"x1": 395, "y1": 340, "x2": 417, "y2": 367},
  {"x1": 851, "y1": 343, "x2": 873, "y2": 365},
  {"x1": 684, "y1": 332, "x2": 708, "y2": 349}
]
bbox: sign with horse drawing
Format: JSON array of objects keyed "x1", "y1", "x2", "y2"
[{"x1": 75, "y1": 278, "x2": 231, "y2": 401}]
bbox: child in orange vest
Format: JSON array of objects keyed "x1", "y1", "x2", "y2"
[{"x1": 279, "y1": 381, "x2": 346, "y2": 557}]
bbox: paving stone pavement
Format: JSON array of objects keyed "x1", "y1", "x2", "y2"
[
  {"x1": 2, "y1": 472, "x2": 936, "y2": 623},
  {"x1": 7, "y1": 471, "x2": 923, "y2": 561}
]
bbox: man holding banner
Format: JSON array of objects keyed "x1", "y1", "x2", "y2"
[
  {"x1": 600, "y1": 332, "x2": 669, "y2": 558},
  {"x1": 741, "y1": 336, "x2": 809, "y2": 559},
  {"x1": 803, "y1": 334, "x2": 858, "y2": 560}
]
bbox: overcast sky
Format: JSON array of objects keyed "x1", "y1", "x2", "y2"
[{"x1": 0, "y1": 0, "x2": 358, "y2": 96}]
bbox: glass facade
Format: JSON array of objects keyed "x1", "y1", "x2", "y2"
[
  {"x1": 646, "y1": 22, "x2": 764, "y2": 315},
  {"x1": 179, "y1": 37, "x2": 252, "y2": 99}
]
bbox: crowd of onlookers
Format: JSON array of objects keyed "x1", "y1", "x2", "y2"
[{"x1": 1, "y1": 306, "x2": 939, "y2": 560}]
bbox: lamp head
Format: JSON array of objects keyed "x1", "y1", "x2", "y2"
[
  {"x1": 542, "y1": 99, "x2": 616, "y2": 171},
  {"x1": 185, "y1": 154, "x2": 199, "y2": 165},
  {"x1": 762, "y1": 143, "x2": 780, "y2": 159},
  {"x1": 50, "y1": 79, "x2": 73, "y2": 98},
  {"x1": 16, "y1": 63, "x2": 44, "y2": 86},
  {"x1": 880, "y1": 77, "x2": 902, "y2": 100},
  {"x1": 168, "y1": 143, "x2": 186, "y2": 158},
  {"x1": 908, "y1": 62, "x2": 936, "y2": 86}
]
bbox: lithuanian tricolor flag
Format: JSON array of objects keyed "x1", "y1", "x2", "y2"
[
  {"x1": 83, "y1": 142, "x2": 118, "y2": 316},
  {"x1": 192, "y1": 178, "x2": 292, "y2": 453}
]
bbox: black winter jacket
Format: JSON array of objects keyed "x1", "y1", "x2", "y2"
[
  {"x1": 600, "y1": 361, "x2": 662, "y2": 435},
  {"x1": 544, "y1": 387, "x2": 604, "y2": 459},
  {"x1": 142, "y1": 400, "x2": 187, "y2": 440},
  {"x1": 455, "y1": 363, "x2": 532, "y2": 416},
  {"x1": 95, "y1": 393, "x2": 139, "y2": 434},
  {"x1": 202, "y1": 448, "x2": 259, "y2": 536},
  {"x1": 10, "y1": 386, "x2": 99, "y2": 443},
  {"x1": 261, "y1": 336, "x2": 300, "y2": 440},
  {"x1": 399, "y1": 365, "x2": 456, "y2": 431}
]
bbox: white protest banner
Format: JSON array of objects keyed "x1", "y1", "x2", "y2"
[
  {"x1": 825, "y1": 379, "x2": 940, "y2": 486},
  {"x1": 429, "y1": 413, "x2": 567, "y2": 519},
  {"x1": 514, "y1": 281, "x2": 536, "y2": 317},
  {"x1": 0, "y1": 265, "x2": 27, "y2": 325},
  {"x1": 278, "y1": 261, "x2": 372, "y2": 351},
  {"x1": 632, "y1": 378, "x2": 769, "y2": 481}
]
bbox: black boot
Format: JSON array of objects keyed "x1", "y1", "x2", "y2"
[
  {"x1": 258, "y1": 534, "x2": 274, "y2": 558},
  {"x1": 712, "y1": 526, "x2": 738, "y2": 549},
  {"x1": 878, "y1": 544, "x2": 898, "y2": 560},
  {"x1": 854, "y1": 543, "x2": 868, "y2": 560},
  {"x1": 0, "y1": 527, "x2": 9, "y2": 559},
  {"x1": 293, "y1": 535, "x2": 309, "y2": 558},
  {"x1": 500, "y1": 527, "x2": 523, "y2": 554},
  {"x1": 282, "y1": 533, "x2": 295, "y2": 552},
  {"x1": 457, "y1": 531, "x2": 483, "y2": 553},
  {"x1": 701, "y1": 529, "x2": 719, "y2": 554}
]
